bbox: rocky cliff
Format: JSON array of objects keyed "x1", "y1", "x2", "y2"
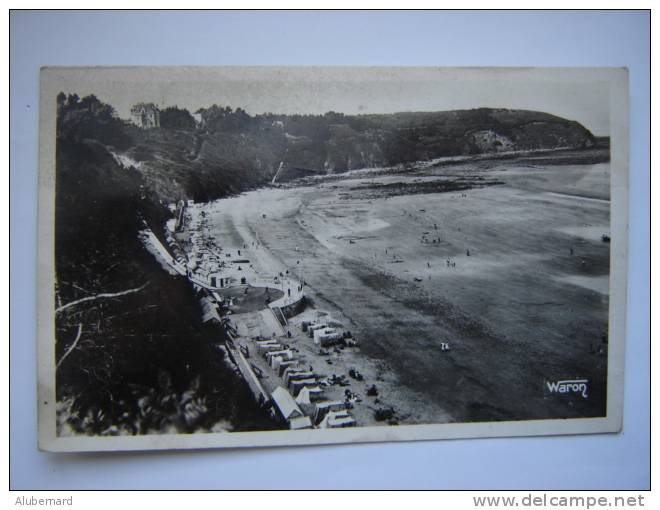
[
  {"x1": 276, "y1": 108, "x2": 597, "y2": 181},
  {"x1": 115, "y1": 105, "x2": 599, "y2": 200}
]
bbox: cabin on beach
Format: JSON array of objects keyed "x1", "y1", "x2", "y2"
[
  {"x1": 199, "y1": 296, "x2": 221, "y2": 324},
  {"x1": 313, "y1": 401, "x2": 347, "y2": 425},
  {"x1": 271, "y1": 386, "x2": 312, "y2": 429},
  {"x1": 319, "y1": 410, "x2": 356, "y2": 429}
]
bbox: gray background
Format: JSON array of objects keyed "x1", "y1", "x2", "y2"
[{"x1": 10, "y1": 10, "x2": 650, "y2": 489}]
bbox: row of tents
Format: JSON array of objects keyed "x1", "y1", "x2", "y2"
[
  {"x1": 301, "y1": 320, "x2": 358, "y2": 348},
  {"x1": 255, "y1": 338, "x2": 356, "y2": 430},
  {"x1": 165, "y1": 204, "x2": 354, "y2": 430}
]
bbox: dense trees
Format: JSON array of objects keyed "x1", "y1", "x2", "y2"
[
  {"x1": 55, "y1": 94, "x2": 275, "y2": 435},
  {"x1": 56, "y1": 93, "x2": 131, "y2": 149},
  {"x1": 159, "y1": 106, "x2": 196, "y2": 130},
  {"x1": 196, "y1": 105, "x2": 253, "y2": 132}
]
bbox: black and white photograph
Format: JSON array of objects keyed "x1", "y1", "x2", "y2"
[{"x1": 37, "y1": 66, "x2": 629, "y2": 452}]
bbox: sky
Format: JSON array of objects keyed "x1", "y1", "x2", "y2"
[{"x1": 43, "y1": 67, "x2": 615, "y2": 136}]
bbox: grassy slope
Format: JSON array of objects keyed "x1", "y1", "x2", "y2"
[{"x1": 125, "y1": 125, "x2": 286, "y2": 202}]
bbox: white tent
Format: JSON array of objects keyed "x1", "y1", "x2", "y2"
[
  {"x1": 266, "y1": 350, "x2": 293, "y2": 366},
  {"x1": 282, "y1": 366, "x2": 305, "y2": 382},
  {"x1": 271, "y1": 386, "x2": 303, "y2": 421},
  {"x1": 256, "y1": 338, "x2": 280, "y2": 344},
  {"x1": 295, "y1": 386, "x2": 324, "y2": 405},
  {"x1": 199, "y1": 296, "x2": 220, "y2": 324},
  {"x1": 307, "y1": 323, "x2": 328, "y2": 338},
  {"x1": 258, "y1": 343, "x2": 282, "y2": 354},
  {"x1": 278, "y1": 360, "x2": 299, "y2": 376},
  {"x1": 270, "y1": 355, "x2": 283, "y2": 370},
  {"x1": 289, "y1": 378, "x2": 317, "y2": 396},
  {"x1": 316, "y1": 332, "x2": 343, "y2": 347},
  {"x1": 270, "y1": 354, "x2": 293, "y2": 369},
  {"x1": 285, "y1": 370, "x2": 314, "y2": 386},
  {"x1": 270, "y1": 356, "x2": 286, "y2": 372},
  {"x1": 319, "y1": 410, "x2": 356, "y2": 429},
  {"x1": 266, "y1": 349, "x2": 291, "y2": 361},
  {"x1": 313, "y1": 401, "x2": 346, "y2": 424},
  {"x1": 313, "y1": 327, "x2": 336, "y2": 343}
]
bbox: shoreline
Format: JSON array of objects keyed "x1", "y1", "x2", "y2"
[
  {"x1": 141, "y1": 151, "x2": 610, "y2": 428},
  {"x1": 192, "y1": 157, "x2": 610, "y2": 424}
]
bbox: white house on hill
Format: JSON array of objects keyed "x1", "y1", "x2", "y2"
[{"x1": 130, "y1": 103, "x2": 160, "y2": 128}]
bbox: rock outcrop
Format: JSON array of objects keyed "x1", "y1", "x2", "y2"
[
  {"x1": 120, "y1": 106, "x2": 599, "y2": 199},
  {"x1": 274, "y1": 108, "x2": 596, "y2": 182}
]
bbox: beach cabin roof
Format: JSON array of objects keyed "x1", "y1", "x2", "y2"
[
  {"x1": 320, "y1": 410, "x2": 355, "y2": 429},
  {"x1": 271, "y1": 386, "x2": 303, "y2": 421},
  {"x1": 295, "y1": 386, "x2": 324, "y2": 405},
  {"x1": 199, "y1": 297, "x2": 220, "y2": 323}
]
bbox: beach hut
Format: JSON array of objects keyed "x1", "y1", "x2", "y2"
[
  {"x1": 283, "y1": 367, "x2": 307, "y2": 385},
  {"x1": 284, "y1": 370, "x2": 315, "y2": 385},
  {"x1": 277, "y1": 360, "x2": 299, "y2": 377},
  {"x1": 266, "y1": 349, "x2": 292, "y2": 363},
  {"x1": 313, "y1": 401, "x2": 346, "y2": 424},
  {"x1": 258, "y1": 343, "x2": 283, "y2": 355},
  {"x1": 271, "y1": 356, "x2": 289, "y2": 372},
  {"x1": 289, "y1": 378, "x2": 318, "y2": 396},
  {"x1": 209, "y1": 272, "x2": 226, "y2": 288},
  {"x1": 269, "y1": 352, "x2": 292, "y2": 369},
  {"x1": 256, "y1": 339, "x2": 280, "y2": 346},
  {"x1": 317, "y1": 331, "x2": 343, "y2": 347},
  {"x1": 295, "y1": 386, "x2": 324, "y2": 405},
  {"x1": 271, "y1": 386, "x2": 304, "y2": 423},
  {"x1": 199, "y1": 296, "x2": 221, "y2": 324},
  {"x1": 307, "y1": 323, "x2": 328, "y2": 338},
  {"x1": 319, "y1": 410, "x2": 356, "y2": 429},
  {"x1": 313, "y1": 327, "x2": 336, "y2": 342}
]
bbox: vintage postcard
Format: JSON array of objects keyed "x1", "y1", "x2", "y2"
[{"x1": 37, "y1": 66, "x2": 628, "y2": 452}]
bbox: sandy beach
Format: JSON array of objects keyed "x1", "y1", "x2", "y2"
[{"x1": 194, "y1": 158, "x2": 610, "y2": 425}]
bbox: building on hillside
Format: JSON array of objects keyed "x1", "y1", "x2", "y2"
[
  {"x1": 130, "y1": 103, "x2": 160, "y2": 128},
  {"x1": 191, "y1": 112, "x2": 204, "y2": 129}
]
